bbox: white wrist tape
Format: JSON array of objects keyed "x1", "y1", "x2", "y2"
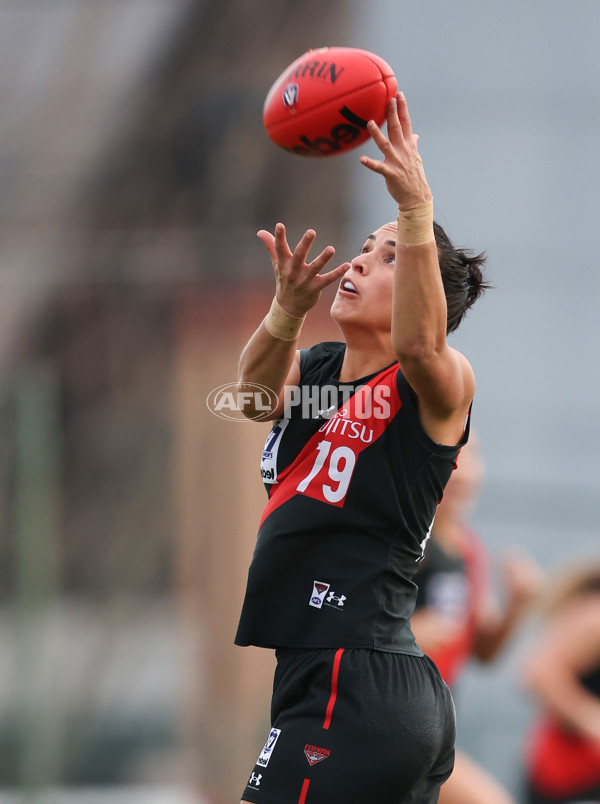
[
  {"x1": 397, "y1": 199, "x2": 435, "y2": 246},
  {"x1": 263, "y1": 296, "x2": 305, "y2": 341}
]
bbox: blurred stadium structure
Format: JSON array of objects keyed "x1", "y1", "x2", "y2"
[
  {"x1": 2, "y1": 0, "x2": 599, "y2": 802},
  {"x1": 0, "y1": 0, "x2": 351, "y2": 801}
]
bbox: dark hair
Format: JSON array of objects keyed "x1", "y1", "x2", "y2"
[{"x1": 434, "y1": 221, "x2": 490, "y2": 334}]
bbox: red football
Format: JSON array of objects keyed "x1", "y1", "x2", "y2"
[{"x1": 263, "y1": 47, "x2": 397, "y2": 157}]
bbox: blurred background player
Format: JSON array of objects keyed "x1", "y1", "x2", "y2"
[
  {"x1": 411, "y1": 433, "x2": 544, "y2": 804},
  {"x1": 520, "y1": 559, "x2": 600, "y2": 804}
]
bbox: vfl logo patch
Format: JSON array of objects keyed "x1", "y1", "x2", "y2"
[
  {"x1": 261, "y1": 418, "x2": 289, "y2": 485},
  {"x1": 309, "y1": 581, "x2": 330, "y2": 609},
  {"x1": 304, "y1": 744, "x2": 331, "y2": 766},
  {"x1": 256, "y1": 727, "x2": 281, "y2": 768},
  {"x1": 282, "y1": 81, "x2": 299, "y2": 111}
]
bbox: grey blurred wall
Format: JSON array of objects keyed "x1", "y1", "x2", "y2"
[
  {"x1": 347, "y1": 0, "x2": 600, "y2": 795},
  {"x1": 350, "y1": 0, "x2": 599, "y2": 514},
  {"x1": 346, "y1": 0, "x2": 600, "y2": 561}
]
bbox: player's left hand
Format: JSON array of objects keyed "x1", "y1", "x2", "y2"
[{"x1": 359, "y1": 92, "x2": 432, "y2": 211}]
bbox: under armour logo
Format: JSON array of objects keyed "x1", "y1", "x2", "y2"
[
  {"x1": 249, "y1": 772, "x2": 262, "y2": 787},
  {"x1": 326, "y1": 592, "x2": 346, "y2": 607}
]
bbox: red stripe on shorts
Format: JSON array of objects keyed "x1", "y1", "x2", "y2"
[
  {"x1": 323, "y1": 648, "x2": 344, "y2": 729},
  {"x1": 298, "y1": 778, "x2": 310, "y2": 803}
]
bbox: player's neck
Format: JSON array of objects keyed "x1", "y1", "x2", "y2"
[{"x1": 338, "y1": 341, "x2": 397, "y2": 382}]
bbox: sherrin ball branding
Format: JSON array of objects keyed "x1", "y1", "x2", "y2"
[{"x1": 263, "y1": 46, "x2": 397, "y2": 157}]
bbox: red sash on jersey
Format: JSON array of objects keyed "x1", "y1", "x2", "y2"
[
  {"x1": 259, "y1": 365, "x2": 402, "y2": 527},
  {"x1": 527, "y1": 717, "x2": 600, "y2": 797}
]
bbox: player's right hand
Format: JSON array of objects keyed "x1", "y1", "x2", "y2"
[{"x1": 258, "y1": 223, "x2": 349, "y2": 318}]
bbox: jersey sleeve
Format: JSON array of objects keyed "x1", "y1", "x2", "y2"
[
  {"x1": 299, "y1": 342, "x2": 346, "y2": 383},
  {"x1": 396, "y1": 369, "x2": 471, "y2": 453}
]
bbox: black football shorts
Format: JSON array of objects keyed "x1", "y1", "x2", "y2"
[{"x1": 241, "y1": 647, "x2": 456, "y2": 804}]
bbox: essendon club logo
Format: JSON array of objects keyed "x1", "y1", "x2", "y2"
[
  {"x1": 304, "y1": 744, "x2": 331, "y2": 766},
  {"x1": 309, "y1": 581, "x2": 330, "y2": 609}
]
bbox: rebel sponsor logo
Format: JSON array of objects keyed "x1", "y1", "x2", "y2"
[
  {"x1": 285, "y1": 105, "x2": 368, "y2": 156},
  {"x1": 304, "y1": 744, "x2": 331, "y2": 766},
  {"x1": 256, "y1": 727, "x2": 281, "y2": 768},
  {"x1": 309, "y1": 581, "x2": 330, "y2": 609}
]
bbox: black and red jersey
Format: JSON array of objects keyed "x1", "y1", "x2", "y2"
[{"x1": 235, "y1": 342, "x2": 469, "y2": 654}]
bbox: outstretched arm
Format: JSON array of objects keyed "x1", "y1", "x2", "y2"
[
  {"x1": 360, "y1": 94, "x2": 474, "y2": 445},
  {"x1": 237, "y1": 224, "x2": 348, "y2": 420},
  {"x1": 473, "y1": 549, "x2": 545, "y2": 662},
  {"x1": 522, "y1": 596, "x2": 600, "y2": 745}
]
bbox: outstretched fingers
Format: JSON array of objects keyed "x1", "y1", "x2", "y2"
[
  {"x1": 360, "y1": 93, "x2": 417, "y2": 169},
  {"x1": 359, "y1": 153, "x2": 386, "y2": 176},
  {"x1": 366, "y1": 117, "x2": 392, "y2": 155},
  {"x1": 385, "y1": 97, "x2": 404, "y2": 148},
  {"x1": 320, "y1": 261, "x2": 351, "y2": 288},
  {"x1": 292, "y1": 228, "x2": 318, "y2": 267},
  {"x1": 273, "y1": 222, "x2": 294, "y2": 263},
  {"x1": 258, "y1": 224, "x2": 343, "y2": 286},
  {"x1": 256, "y1": 228, "x2": 277, "y2": 264},
  {"x1": 258, "y1": 223, "x2": 313, "y2": 274},
  {"x1": 359, "y1": 118, "x2": 392, "y2": 176},
  {"x1": 306, "y1": 243, "x2": 349, "y2": 289},
  {"x1": 395, "y1": 92, "x2": 414, "y2": 142}
]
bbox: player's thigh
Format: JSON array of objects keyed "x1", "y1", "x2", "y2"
[
  {"x1": 438, "y1": 748, "x2": 515, "y2": 804},
  {"x1": 241, "y1": 649, "x2": 456, "y2": 804}
]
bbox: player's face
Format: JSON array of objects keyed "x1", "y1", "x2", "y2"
[{"x1": 330, "y1": 222, "x2": 397, "y2": 332}]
